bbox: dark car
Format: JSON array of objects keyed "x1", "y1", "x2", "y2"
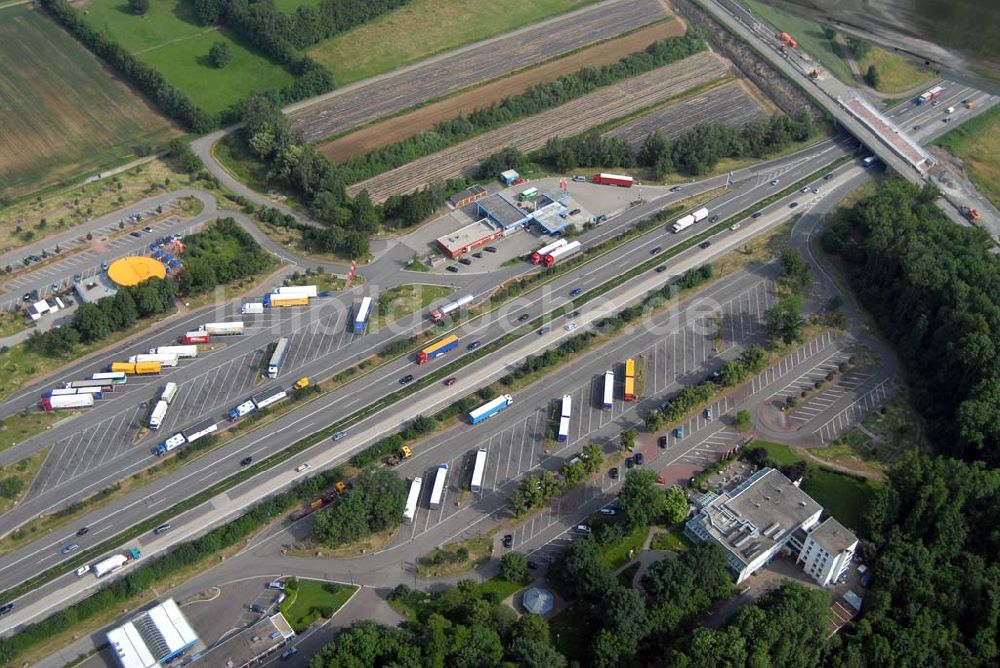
[
  {"x1": 76, "y1": 527, "x2": 89, "y2": 536},
  {"x1": 144, "y1": 226, "x2": 153, "y2": 232},
  {"x1": 444, "y1": 377, "x2": 457, "y2": 386},
  {"x1": 567, "y1": 311, "x2": 580, "y2": 318},
  {"x1": 484, "y1": 246, "x2": 497, "y2": 253},
  {"x1": 502, "y1": 534, "x2": 513, "y2": 548},
  {"x1": 658, "y1": 435, "x2": 668, "y2": 449},
  {"x1": 634, "y1": 453, "x2": 644, "y2": 466},
  {"x1": 447, "y1": 266, "x2": 460, "y2": 273},
  {"x1": 709, "y1": 215, "x2": 720, "y2": 223},
  {"x1": 0, "y1": 603, "x2": 13, "y2": 616},
  {"x1": 569, "y1": 288, "x2": 582, "y2": 297},
  {"x1": 74, "y1": 273, "x2": 82, "y2": 282},
  {"x1": 656, "y1": 265, "x2": 667, "y2": 273},
  {"x1": 22, "y1": 293, "x2": 31, "y2": 303},
  {"x1": 650, "y1": 246, "x2": 662, "y2": 255},
  {"x1": 527, "y1": 560, "x2": 539, "y2": 570},
  {"x1": 467, "y1": 341, "x2": 481, "y2": 351},
  {"x1": 518, "y1": 313, "x2": 530, "y2": 322},
  {"x1": 669, "y1": 185, "x2": 683, "y2": 192},
  {"x1": 538, "y1": 327, "x2": 549, "y2": 335},
  {"x1": 250, "y1": 603, "x2": 267, "y2": 614},
  {"x1": 130, "y1": 231, "x2": 142, "y2": 238},
  {"x1": 751, "y1": 211, "x2": 764, "y2": 219},
  {"x1": 318, "y1": 290, "x2": 332, "y2": 297},
  {"x1": 699, "y1": 241, "x2": 712, "y2": 249},
  {"x1": 569, "y1": 208, "x2": 581, "y2": 216},
  {"x1": 399, "y1": 374, "x2": 414, "y2": 385},
  {"x1": 101, "y1": 261, "x2": 109, "y2": 271},
  {"x1": 625, "y1": 457, "x2": 634, "y2": 469},
  {"x1": 609, "y1": 467, "x2": 619, "y2": 479},
  {"x1": 240, "y1": 456, "x2": 253, "y2": 467},
  {"x1": 788, "y1": 202, "x2": 799, "y2": 209},
  {"x1": 706, "y1": 370, "x2": 721, "y2": 383},
  {"x1": 823, "y1": 173, "x2": 835, "y2": 180},
  {"x1": 473, "y1": 252, "x2": 483, "y2": 259},
  {"x1": 459, "y1": 257, "x2": 472, "y2": 266},
  {"x1": 280, "y1": 647, "x2": 299, "y2": 660}
]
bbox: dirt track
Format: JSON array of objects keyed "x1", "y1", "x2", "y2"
[
  {"x1": 318, "y1": 21, "x2": 685, "y2": 163},
  {"x1": 606, "y1": 80, "x2": 769, "y2": 148},
  {"x1": 289, "y1": 0, "x2": 668, "y2": 142},
  {"x1": 348, "y1": 51, "x2": 728, "y2": 202}
]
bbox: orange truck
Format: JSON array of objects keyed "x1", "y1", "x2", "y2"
[{"x1": 779, "y1": 32, "x2": 798, "y2": 49}]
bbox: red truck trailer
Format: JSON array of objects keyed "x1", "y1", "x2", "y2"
[{"x1": 591, "y1": 173, "x2": 634, "y2": 188}]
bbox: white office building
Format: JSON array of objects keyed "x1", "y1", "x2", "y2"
[
  {"x1": 685, "y1": 467, "x2": 857, "y2": 585},
  {"x1": 106, "y1": 598, "x2": 199, "y2": 668}
]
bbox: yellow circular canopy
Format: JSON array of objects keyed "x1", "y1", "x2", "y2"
[{"x1": 107, "y1": 256, "x2": 166, "y2": 287}]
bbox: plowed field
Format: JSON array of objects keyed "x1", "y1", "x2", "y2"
[
  {"x1": 606, "y1": 80, "x2": 769, "y2": 148},
  {"x1": 318, "y1": 21, "x2": 684, "y2": 163},
  {"x1": 348, "y1": 51, "x2": 727, "y2": 202},
  {"x1": 289, "y1": 0, "x2": 668, "y2": 142}
]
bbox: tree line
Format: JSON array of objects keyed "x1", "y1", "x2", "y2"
[
  {"x1": 822, "y1": 179, "x2": 1000, "y2": 464},
  {"x1": 337, "y1": 32, "x2": 707, "y2": 185}
]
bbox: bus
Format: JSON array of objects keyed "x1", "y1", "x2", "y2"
[
  {"x1": 518, "y1": 187, "x2": 539, "y2": 202},
  {"x1": 558, "y1": 395, "x2": 572, "y2": 442},
  {"x1": 470, "y1": 448, "x2": 487, "y2": 493},
  {"x1": 429, "y1": 464, "x2": 448, "y2": 509},
  {"x1": 624, "y1": 358, "x2": 636, "y2": 401},
  {"x1": 404, "y1": 477, "x2": 423, "y2": 523},
  {"x1": 267, "y1": 337, "x2": 289, "y2": 379},
  {"x1": 602, "y1": 370, "x2": 614, "y2": 409},
  {"x1": 91, "y1": 371, "x2": 127, "y2": 385}
]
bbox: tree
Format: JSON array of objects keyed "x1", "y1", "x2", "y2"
[
  {"x1": 499, "y1": 552, "x2": 528, "y2": 584},
  {"x1": 591, "y1": 629, "x2": 637, "y2": 668},
  {"x1": 660, "y1": 485, "x2": 689, "y2": 525},
  {"x1": 511, "y1": 639, "x2": 566, "y2": 668},
  {"x1": 865, "y1": 64, "x2": 881, "y2": 89},
  {"x1": 736, "y1": 409, "x2": 752, "y2": 432},
  {"x1": 645, "y1": 408, "x2": 666, "y2": 432},
  {"x1": 616, "y1": 469, "x2": 662, "y2": 529},
  {"x1": 71, "y1": 303, "x2": 111, "y2": 343},
  {"x1": 548, "y1": 539, "x2": 615, "y2": 601},
  {"x1": 208, "y1": 42, "x2": 232, "y2": 69},
  {"x1": 511, "y1": 613, "x2": 550, "y2": 646},
  {"x1": 603, "y1": 586, "x2": 647, "y2": 641},
  {"x1": 619, "y1": 429, "x2": 636, "y2": 453},
  {"x1": 128, "y1": 0, "x2": 149, "y2": 14}
]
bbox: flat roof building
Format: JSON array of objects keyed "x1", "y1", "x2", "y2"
[
  {"x1": 449, "y1": 184, "x2": 488, "y2": 208},
  {"x1": 500, "y1": 169, "x2": 520, "y2": 185},
  {"x1": 795, "y1": 516, "x2": 859, "y2": 587},
  {"x1": 685, "y1": 467, "x2": 856, "y2": 584},
  {"x1": 532, "y1": 197, "x2": 572, "y2": 235},
  {"x1": 435, "y1": 218, "x2": 504, "y2": 260},
  {"x1": 476, "y1": 194, "x2": 532, "y2": 233},
  {"x1": 106, "y1": 598, "x2": 199, "y2": 668},
  {"x1": 201, "y1": 612, "x2": 295, "y2": 668},
  {"x1": 74, "y1": 274, "x2": 118, "y2": 304}
]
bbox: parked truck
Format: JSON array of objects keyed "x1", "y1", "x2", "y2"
[
  {"x1": 264, "y1": 294, "x2": 309, "y2": 308},
  {"x1": 148, "y1": 400, "x2": 169, "y2": 430},
  {"x1": 41, "y1": 393, "x2": 95, "y2": 411},
  {"x1": 182, "y1": 418, "x2": 217, "y2": 444},
  {"x1": 241, "y1": 302, "x2": 264, "y2": 315},
  {"x1": 543, "y1": 240, "x2": 582, "y2": 267},
  {"x1": 961, "y1": 206, "x2": 982, "y2": 222},
  {"x1": 418, "y1": 335, "x2": 459, "y2": 364},
  {"x1": 385, "y1": 445, "x2": 412, "y2": 466},
  {"x1": 110, "y1": 361, "x2": 162, "y2": 375},
  {"x1": 155, "y1": 432, "x2": 186, "y2": 456},
  {"x1": 161, "y1": 382, "x2": 178, "y2": 404},
  {"x1": 151, "y1": 346, "x2": 198, "y2": 359},
  {"x1": 429, "y1": 464, "x2": 449, "y2": 509},
  {"x1": 274, "y1": 285, "x2": 318, "y2": 298},
  {"x1": 182, "y1": 331, "x2": 210, "y2": 344},
  {"x1": 128, "y1": 353, "x2": 178, "y2": 367},
  {"x1": 252, "y1": 386, "x2": 287, "y2": 410},
  {"x1": 91, "y1": 547, "x2": 140, "y2": 578},
  {"x1": 201, "y1": 322, "x2": 245, "y2": 336},
  {"x1": 469, "y1": 395, "x2": 513, "y2": 425},
  {"x1": 591, "y1": 173, "x2": 634, "y2": 188},
  {"x1": 531, "y1": 239, "x2": 568, "y2": 264},
  {"x1": 431, "y1": 294, "x2": 474, "y2": 321}
]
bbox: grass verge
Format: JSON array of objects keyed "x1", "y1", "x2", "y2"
[
  {"x1": 855, "y1": 44, "x2": 935, "y2": 94},
  {"x1": 416, "y1": 534, "x2": 493, "y2": 578},
  {"x1": 0, "y1": 449, "x2": 49, "y2": 517},
  {"x1": 0, "y1": 412, "x2": 69, "y2": 454},
  {"x1": 279, "y1": 578, "x2": 357, "y2": 633},
  {"x1": 649, "y1": 524, "x2": 692, "y2": 552},
  {"x1": 935, "y1": 105, "x2": 1000, "y2": 208},
  {"x1": 373, "y1": 284, "x2": 452, "y2": 331},
  {"x1": 596, "y1": 524, "x2": 648, "y2": 569}
]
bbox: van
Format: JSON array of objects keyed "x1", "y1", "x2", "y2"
[{"x1": 945, "y1": 106, "x2": 955, "y2": 114}]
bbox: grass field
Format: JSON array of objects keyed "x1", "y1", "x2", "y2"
[
  {"x1": 279, "y1": 579, "x2": 356, "y2": 633},
  {"x1": 936, "y1": 105, "x2": 1000, "y2": 207},
  {"x1": 81, "y1": 0, "x2": 293, "y2": 115},
  {"x1": 307, "y1": 0, "x2": 595, "y2": 85},
  {"x1": 0, "y1": 5, "x2": 177, "y2": 198},
  {"x1": 373, "y1": 284, "x2": 451, "y2": 330},
  {"x1": 855, "y1": 44, "x2": 935, "y2": 94},
  {"x1": 0, "y1": 449, "x2": 48, "y2": 516},
  {"x1": 743, "y1": 0, "x2": 853, "y2": 85}
]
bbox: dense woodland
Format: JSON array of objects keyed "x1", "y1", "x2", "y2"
[{"x1": 822, "y1": 180, "x2": 1000, "y2": 464}]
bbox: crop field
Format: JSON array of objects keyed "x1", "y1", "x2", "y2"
[
  {"x1": 0, "y1": 5, "x2": 176, "y2": 198},
  {"x1": 290, "y1": 0, "x2": 668, "y2": 142},
  {"x1": 318, "y1": 21, "x2": 683, "y2": 163},
  {"x1": 348, "y1": 51, "x2": 728, "y2": 201},
  {"x1": 606, "y1": 80, "x2": 770, "y2": 148},
  {"x1": 307, "y1": 0, "x2": 599, "y2": 85},
  {"x1": 81, "y1": 0, "x2": 293, "y2": 115}
]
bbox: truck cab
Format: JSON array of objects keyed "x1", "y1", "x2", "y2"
[{"x1": 293, "y1": 377, "x2": 309, "y2": 390}]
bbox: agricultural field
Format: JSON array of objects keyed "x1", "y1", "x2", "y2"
[
  {"x1": 307, "y1": 0, "x2": 599, "y2": 85},
  {"x1": 605, "y1": 80, "x2": 769, "y2": 149},
  {"x1": 80, "y1": 0, "x2": 293, "y2": 115},
  {"x1": 290, "y1": 0, "x2": 668, "y2": 141},
  {"x1": 0, "y1": 5, "x2": 176, "y2": 198},
  {"x1": 935, "y1": 105, "x2": 1000, "y2": 208},
  {"x1": 742, "y1": 0, "x2": 854, "y2": 85},
  {"x1": 320, "y1": 21, "x2": 684, "y2": 162},
  {"x1": 348, "y1": 51, "x2": 729, "y2": 201}
]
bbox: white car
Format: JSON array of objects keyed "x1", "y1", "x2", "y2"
[
  {"x1": 75, "y1": 565, "x2": 89, "y2": 577},
  {"x1": 770, "y1": 179, "x2": 780, "y2": 186},
  {"x1": 575, "y1": 524, "x2": 592, "y2": 534},
  {"x1": 729, "y1": 222, "x2": 742, "y2": 231},
  {"x1": 295, "y1": 463, "x2": 311, "y2": 473},
  {"x1": 564, "y1": 322, "x2": 577, "y2": 332},
  {"x1": 600, "y1": 508, "x2": 616, "y2": 516},
  {"x1": 801, "y1": 187, "x2": 811, "y2": 193}
]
